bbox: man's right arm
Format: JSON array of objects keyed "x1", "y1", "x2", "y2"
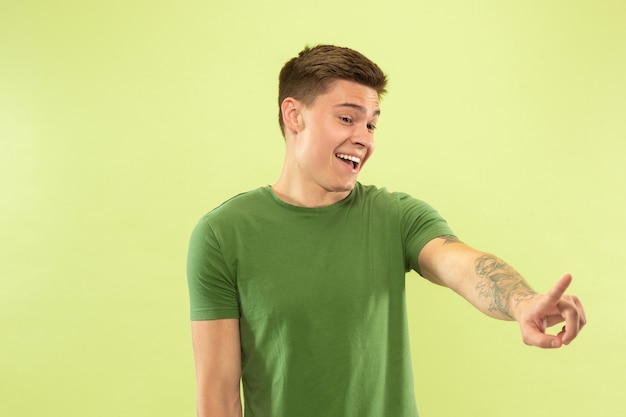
[{"x1": 191, "y1": 319, "x2": 242, "y2": 417}]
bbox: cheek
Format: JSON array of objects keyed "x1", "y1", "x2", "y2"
[
  {"x1": 296, "y1": 140, "x2": 327, "y2": 168},
  {"x1": 366, "y1": 142, "x2": 376, "y2": 159}
]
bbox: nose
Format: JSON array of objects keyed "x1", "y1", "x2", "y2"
[{"x1": 352, "y1": 124, "x2": 374, "y2": 150}]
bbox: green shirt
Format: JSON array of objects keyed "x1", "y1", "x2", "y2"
[{"x1": 187, "y1": 183, "x2": 454, "y2": 417}]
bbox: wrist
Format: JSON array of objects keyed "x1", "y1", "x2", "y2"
[{"x1": 511, "y1": 292, "x2": 538, "y2": 322}]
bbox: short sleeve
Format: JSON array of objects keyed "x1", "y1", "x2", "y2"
[
  {"x1": 399, "y1": 194, "x2": 455, "y2": 276},
  {"x1": 186, "y1": 216, "x2": 240, "y2": 320}
]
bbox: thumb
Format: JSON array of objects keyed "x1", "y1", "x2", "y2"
[{"x1": 521, "y1": 322, "x2": 564, "y2": 349}]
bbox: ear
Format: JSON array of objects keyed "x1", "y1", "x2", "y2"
[{"x1": 281, "y1": 97, "x2": 303, "y2": 134}]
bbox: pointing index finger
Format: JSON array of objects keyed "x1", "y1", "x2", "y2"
[{"x1": 546, "y1": 273, "x2": 573, "y2": 301}]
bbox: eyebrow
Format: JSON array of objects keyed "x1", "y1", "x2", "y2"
[{"x1": 334, "y1": 103, "x2": 381, "y2": 116}]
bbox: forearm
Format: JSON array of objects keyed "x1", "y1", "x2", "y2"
[
  {"x1": 196, "y1": 389, "x2": 242, "y2": 417},
  {"x1": 419, "y1": 238, "x2": 537, "y2": 321},
  {"x1": 421, "y1": 237, "x2": 586, "y2": 347},
  {"x1": 471, "y1": 253, "x2": 537, "y2": 320}
]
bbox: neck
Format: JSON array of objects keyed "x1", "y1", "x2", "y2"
[{"x1": 271, "y1": 173, "x2": 352, "y2": 208}]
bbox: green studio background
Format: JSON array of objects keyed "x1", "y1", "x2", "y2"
[{"x1": 1, "y1": 1, "x2": 624, "y2": 416}]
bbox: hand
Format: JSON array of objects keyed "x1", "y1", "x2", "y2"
[{"x1": 516, "y1": 274, "x2": 587, "y2": 348}]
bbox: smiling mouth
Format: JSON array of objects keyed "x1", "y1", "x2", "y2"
[{"x1": 336, "y1": 153, "x2": 361, "y2": 169}]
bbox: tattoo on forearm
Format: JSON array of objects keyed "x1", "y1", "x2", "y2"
[{"x1": 474, "y1": 254, "x2": 536, "y2": 319}]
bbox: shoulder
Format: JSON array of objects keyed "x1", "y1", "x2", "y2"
[
  {"x1": 356, "y1": 183, "x2": 450, "y2": 233},
  {"x1": 190, "y1": 187, "x2": 271, "y2": 235},
  {"x1": 203, "y1": 187, "x2": 271, "y2": 219},
  {"x1": 356, "y1": 183, "x2": 432, "y2": 210}
]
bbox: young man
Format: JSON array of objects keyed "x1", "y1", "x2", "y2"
[{"x1": 187, "y1": 45, "x2": 586, "y2": 417}]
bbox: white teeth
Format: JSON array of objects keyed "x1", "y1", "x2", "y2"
[{"x1": 336, "y1": 153, "x2": 361, "y2": 164}]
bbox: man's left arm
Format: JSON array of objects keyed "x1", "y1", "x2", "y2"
[{"x1": 418, "y1": 236, "x2": 587, "y2": 348}]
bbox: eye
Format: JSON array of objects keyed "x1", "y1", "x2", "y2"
[
  {"x1": 340, "y1": 116, "x2": 353, "y2": 124},
  {"x1": 367, "y1": 124, "x2": 377, "y2": 131}
]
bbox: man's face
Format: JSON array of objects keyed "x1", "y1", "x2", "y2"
[{"x1": 290, "y1": 79, "x2": 380, "y2": 195}]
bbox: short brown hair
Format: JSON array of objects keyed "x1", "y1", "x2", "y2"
[{"x1": 278, "y1": 45, "x2": 388, "y2": 134}]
